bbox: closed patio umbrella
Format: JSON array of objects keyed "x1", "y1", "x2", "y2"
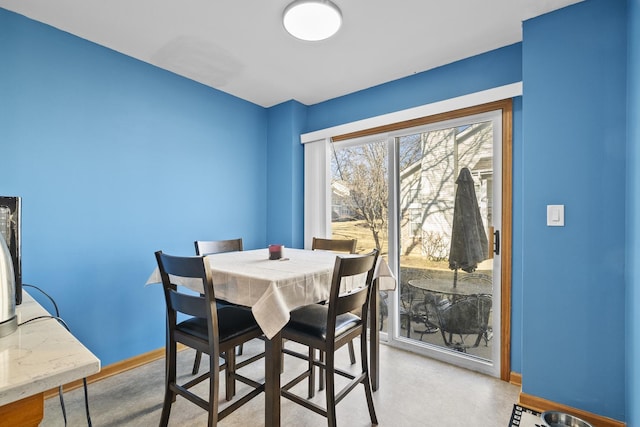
[{"x1": 448, "y1": 167, "x2": 488, "y2": 287}]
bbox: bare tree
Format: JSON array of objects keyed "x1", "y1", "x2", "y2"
[
  {"x1": 330, "y1": 121, "x2": 491, "y2": 257},
  {"x1": 332, "y1": 142, "x2": 389, "y2": 251}
]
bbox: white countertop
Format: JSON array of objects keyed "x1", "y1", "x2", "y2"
[{"x1": 0, "y1": 291, "x2": 101, "y2": 406}]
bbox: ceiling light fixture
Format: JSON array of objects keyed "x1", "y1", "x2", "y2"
[{"x1": 283, "y1": 0, "x2": 342, "y2": 42}]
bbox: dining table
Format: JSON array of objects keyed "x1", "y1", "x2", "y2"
[{"x1": 146, "y1": 247, "x2": 395, "y2": 427}]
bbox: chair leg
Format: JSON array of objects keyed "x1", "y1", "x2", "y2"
[
  {"x1": 225, "y1": 349, "x2": 236, "y2": 400},
  {"x1": 325, "y1": 350, "x2": 337, "y2": 427},
  {"x1": 209, "y1": 349, "x2": 220, "y2": 427},
  {"x1": 308, "y1": 347, "x2": 316, "y2": 398},
  {"x1": 319, "y1": 351, "x2": 325, "y2": 391},
  {"x1": 360, "y1": 334, "x2": 378, "y2": 425},
  {"x1": 347, "y1": 340, "x2": 356, "y2": 365},
  {"x1": 281, "y1": 344, "x2": 285, "y2": 374},
  {"x1": 197, "y1": 349, "x2": 247, "y2": 373},
  {"x1": 192, "y1": 350, "x2": 202, "y2": 375},
  {"x1": 160, "y1": 342, "x2": 177, "y2": 427}
]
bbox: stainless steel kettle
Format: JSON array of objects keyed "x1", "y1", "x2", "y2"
[{"x1": 0, "y1": 232, "x2": 17, "y2": 338}]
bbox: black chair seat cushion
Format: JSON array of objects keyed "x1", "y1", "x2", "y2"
[
  {"x1": 177, "y1": 306, "x2": 259, "y2": 344},
  {"x1": 286, "y1": 304, "x2": 361, "y2": 341},
  {"x1": 216, "y1": 299, "x2": 236, "y2": 309}
]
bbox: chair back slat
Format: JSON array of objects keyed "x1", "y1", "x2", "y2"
[
  {"x1": 155, "y1": 251, "x2": 219, "y2": 341},
  {"x1": 158, "y1": 252, "x2": 208, "y2": 280},
  {"x1": 327, "y1": 249, "x2": 379, "y2": 335},
  {"x1": 334, "y1": 286, "x2": 369, "y2": 315},
  {"x1": 312, "y1": 237, "x2": 357, "y2": 254},
  {"x1": 195, "y1": 238, "x2": 243, "y2": 256},
  {"x1": 168, "y1": 290, "x2": 208, "y2": 319}
]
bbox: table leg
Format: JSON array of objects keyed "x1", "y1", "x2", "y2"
[
  {"x1": 370, "y1": 279, "x2": 380, "y2": 391},
  {"x1": 264, "y1": 331, "x2": 282, "y2": 427}
]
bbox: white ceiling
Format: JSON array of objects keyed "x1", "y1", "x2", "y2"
[{"x1": 0, "y1": 0, "x2": 582, "y2": 108}]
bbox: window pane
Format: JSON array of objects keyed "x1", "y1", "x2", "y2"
[
  {"x1": 399, "y1": 122, "x2": 494, "y2": 361},
  {"x1": 330, "y1": 139, "x2": 389, "y2": 333}
]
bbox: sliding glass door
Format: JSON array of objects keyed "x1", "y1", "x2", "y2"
[
  {"x1": 327, "y1": 109, "x2": 503, "y2": 377},
  {"x1": 394, "y1": 112, "x2": 501, "y2": 376}
]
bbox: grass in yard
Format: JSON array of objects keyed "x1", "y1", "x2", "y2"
[{"x1": 331, "y1": 220, "x2": 450, "y2": 271}]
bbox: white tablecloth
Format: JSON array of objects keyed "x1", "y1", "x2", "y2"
[{"x1": 147, "y1": 248, "x2": 396, "y2": 339}]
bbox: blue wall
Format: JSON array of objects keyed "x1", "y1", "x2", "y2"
[
  {"x1": 522, "y1": 0, "x2": 627, "y2": 421},
  {"x1": 266, "y1": 100, "x2": 306, "y2": 249},
  {"x1": 510, "y1": 96, "x2": 524, "y2": 374},
  {"x1": 305, "y1": 43, "x2": 522, "y2": 133},
  {"x1": 0, "y1": 9, "x2": 268, "y2": 365},
  {"x1": 627, "y1": 0, "x2": 640, "y2": 425}
]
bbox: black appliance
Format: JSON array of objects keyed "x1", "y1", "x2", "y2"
[{"x1": 0, "y1": 196, "x2": 22, "y2": 305}]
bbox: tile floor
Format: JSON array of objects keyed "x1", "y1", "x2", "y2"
[{"x1": 42, "y1": 339, "x2": 519, "y2": 426}]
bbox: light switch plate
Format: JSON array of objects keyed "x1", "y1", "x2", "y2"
[{"x1": 547, "y1": 205, "x2": 565, "y2": 226}]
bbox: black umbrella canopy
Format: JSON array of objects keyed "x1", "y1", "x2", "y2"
[{"x1": 448, "y1": 168, "x2": 489, "y2": 278}]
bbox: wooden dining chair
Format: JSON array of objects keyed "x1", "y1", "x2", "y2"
[
  {"x1": 311, "y1": 237, "x2": 357, "y2": 254},
  {"x1": 311, "y1": 237, "x2": 358, "y2": 390},
  {"x1": 155, "y1": 251, "x2": 264, "y2": 427},
  {"x1": 195, "y1": 238, "x2": 243, "y2": 256},
  {"x1": 192, "y1": 238, "x2": 244, "y2": 375},
  {"x1": 281, "y1": 249, "x2": 379, "y2": 427}
]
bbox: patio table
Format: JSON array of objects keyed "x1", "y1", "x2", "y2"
[{"x1": 408, "y1": 278, "x2": 492, "y2": 297}]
